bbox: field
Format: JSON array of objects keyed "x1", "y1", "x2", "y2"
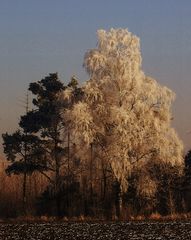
[{"x1": 0, "y1": 221, "x2": 191, "y2": 239}]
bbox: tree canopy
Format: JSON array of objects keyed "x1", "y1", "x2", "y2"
[
  {"x1": 1, "y1": 28, "x2": 185, "y2": 219},
  {"x1": 66, "y1": 28, "x2": 183, "y2": 194}
]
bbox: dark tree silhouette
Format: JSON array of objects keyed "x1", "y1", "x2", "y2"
[
  {"x1": 19, "y1": 73, "x2": 83, "y2": 216},
  {"x1": 2, "y1": 129, "x2": 46, "y2": 214}
]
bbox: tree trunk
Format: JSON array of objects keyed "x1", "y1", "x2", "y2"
[
  {"x1": 54, "y1": 133, "x2": 61, "y2": 217},
  {"x1": 114, "y1": 180, "x2": 122, "y2": 219},
  {"x1": 90, "y1": 143, "x2": 93, "y2": 205},
  {"x1": 55, "y1": 162, "x2": 61, "y2": 217},
  {"x1": 22, "y1": 172, "x2": 27, "y2": 215},
  {"x1": 168, "y1": 188, "x2": 175, "y2": 215},
  {"x1": 67, "y1": 131, "x2": 70, "y2": 215}
]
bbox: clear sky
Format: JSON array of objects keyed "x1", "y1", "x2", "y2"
[{"x1": 0, "y1": 0, "x2": 191, "y2": 155}]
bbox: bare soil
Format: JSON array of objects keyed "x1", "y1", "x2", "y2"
[{"x1": 0, "y1": 221, "x2": 190, "y2": 239}]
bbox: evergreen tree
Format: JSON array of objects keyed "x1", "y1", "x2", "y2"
[
  {"x1": 19, "y1": 73, "x2": 83, "y2": 216},
  {"x1": 2, "y1": 128, "x2": 46, "y2": 214}
]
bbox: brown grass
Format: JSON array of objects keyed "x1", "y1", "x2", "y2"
[{"x1": 1, "y1": 212, "x2": 191, "y2": 223}]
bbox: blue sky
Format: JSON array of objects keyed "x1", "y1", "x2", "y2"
[{"x1": 0, "y1": 0, "x2": 191, "y2": 153}]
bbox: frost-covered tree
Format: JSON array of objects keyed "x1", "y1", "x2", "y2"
[{"x1": 68, "y1": 28, "x2": 183, "y2": 204}]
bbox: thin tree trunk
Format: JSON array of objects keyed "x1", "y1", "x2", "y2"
[
  {"x1": 114, "y1": 180, "x2": 122, "y2": 219},
  {"x1": 90, "y1": 143, "x2": 93, "y2": 204},
  {"x1": 54, "y1": 131, "x2": 61, "y2": 217},
  {"x1": 169, "y1": 187, "x2": 175, "y2": 215},
  {"x1": 22, "y1": 91, "x2": 29, "y2": 215},
  {"x1": 55, "y1": 160, "x2": 61, "y2": 217},
  {"x1": 22, "y1": 172, "x2": 27, "y2": 215},
  {"x1": 67, "y1": 130, "x2": 70, "y2": 215}
]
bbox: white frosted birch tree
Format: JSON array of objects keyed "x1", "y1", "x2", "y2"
[{"x1": 64, "y1": 28, "x2": 183, "y2": 200}]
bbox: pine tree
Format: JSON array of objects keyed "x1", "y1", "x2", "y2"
[{"x1": 18, "y1": 73, "x2": 66, "y2": 216}]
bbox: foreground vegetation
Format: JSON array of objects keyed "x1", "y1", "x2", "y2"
[{"x1": 1, "y1": 28, "x2": 191, "y2": 219}]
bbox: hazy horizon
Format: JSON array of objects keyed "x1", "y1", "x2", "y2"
[{"x1": 0, "y1": 0, "x2": 191, "y2": 156}]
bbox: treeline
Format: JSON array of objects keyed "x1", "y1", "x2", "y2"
[
  {"x1": 1, "y1": 28, "x2": 190, "y2": 219},
  {"x1": 1, "y1": 72, "x2": 191, "y2": 219}
]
